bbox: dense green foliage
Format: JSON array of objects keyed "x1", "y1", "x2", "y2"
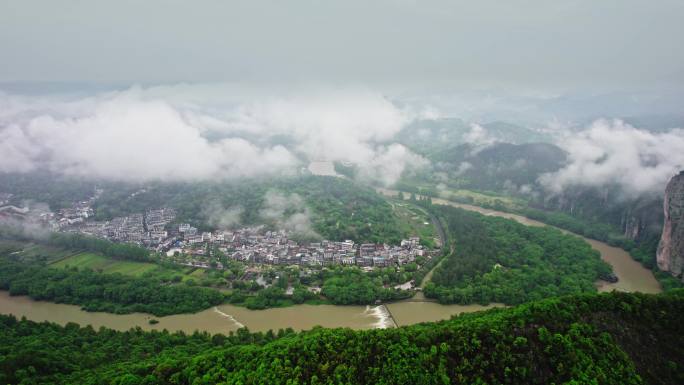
[
  {"x1": 228, "y1": 266, "x2": 416, "y2": 309},
  {"x1": 397, "y1": 136, "x2": 665, "y2": 274},
  {"x1": 480, "y1": 200, "x2": 677, "y2": 289},
  {"x1": 0, "y1": 172, "x2": 102, "y2": 210},
  {"x1": 321, "y1": 268, "x2": 411, "y2": 305},
  {"x1": 0, "y1": 218, "x2": 152, "y2": 277},
  {"x1": 432, "y1": 191, "x2": 677, "y2": 288},
  {"x1": 47, "y1": 233, "x2": 151, "y2": 262},
  {"x1": 425, "y1": 206, "x2": 612, "y2": 305},
  {"x1": 520, "y1": 206, "x2": 664, "y2": 269},
  {"x1": 240, "y1": 286, "x2": 320, "y2": 310},
  {"x1": 1, "y1": 290, "x2": 682, "y2": 384},
  {"x1": 0, "y1": 258, "x2": 225, "y2": 316},
  {"x1": 226, "y1": 271, "x2": 322, "y2": 310},
  {"x1": 396, "y1": 140, "x2": 565, "y2": 197},
  {"x1": 0, "y1": 172, "x2": 406, "y2": 243},
  {"x1": 92, "y1": 175, "x2": 405, "y2": 243}
]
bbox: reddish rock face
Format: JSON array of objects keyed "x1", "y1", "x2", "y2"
[{"x1": 657, "y1": 171, "x2": 684, "y2": 281}]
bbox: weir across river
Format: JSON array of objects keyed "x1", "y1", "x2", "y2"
[{"x1": 0, "y1": 189, "x2": 662, "y2": 333}]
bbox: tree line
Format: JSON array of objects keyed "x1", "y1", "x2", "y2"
[
  {"x1": 0, "y1": 226, "x2": 151, "y2": 263},
  {"x1": 48, "y1": 233, "x2": 151, "y2": 262},
  {"x1": 424, "y1": 206, "x2": 613, "y2": 305},
  {"x1": 0, "y1": 258, "x2": 225, "y2": 316},
  {"x1": 1, "y1": 290, "x2": 682, "y2": 384}
]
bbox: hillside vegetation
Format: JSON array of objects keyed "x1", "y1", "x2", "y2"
[
  {"x1": 0, "y1": 257, "x2": 225, "y2": 316},
  {"x1": 1, "y1": 290, "x2": 682, "y2": 384},
  {"x1": 425, "y1": 206, "x2": 612, "y2": 305},
  {"x1": 92, "y1": 175, "x2": 406, "y2": 243},
  {"x1": 0, "y1": 173, "x2": 407, "y2": 244}
]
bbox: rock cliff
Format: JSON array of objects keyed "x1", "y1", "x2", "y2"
[{"x1": 657, "y1": 171, "x2": 684, "y2": 280}]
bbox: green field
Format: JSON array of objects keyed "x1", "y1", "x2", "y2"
[
  {"x1": 404, "y1": 183, "x2": 526, "y2": 211},
  {"x1": 51, "y1": 253, "x2": 159, "y2": 276},
  {"x1": 390, "y1": 200, "x2": 438, "y2": 248},
  {"x1": 0, "y1": 240, "x2": 76, "y2": 264},
  {"x1": 439, "y1": 188, "x2": 526, "y2": 210},
  {"x1": 188, "y1": 268, "x2": 206, "y2": 277}
]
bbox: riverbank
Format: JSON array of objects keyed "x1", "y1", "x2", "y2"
[
  {"x1": 0, "y1": 290, "x2": 502, "y2": 333},
  {"x1": 0, "y1": 192, "x2": 662, "y2": 333},
  {"x1": 377, "y1": 188, "x2": 662, "y2": 294}
]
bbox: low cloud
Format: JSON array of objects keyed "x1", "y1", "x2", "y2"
[
  {"x1": 224, "y1": 88, "x2": 426, "y2": 185},
  {"x1": 462, "y1": 123, "x2": 497, "y2": 154},
  {"x1": 463, "y1": 123, "x2": 494, "y2": 146},
  {"x1": 0, "y1": 85, "x2": 426, "y2": 185},
  {"x1": 454, "y1": 161, "x2": 473, "y2": 176},
  {"x1": 356, "y1": 144, "x2": 429, "y2": 186},
  {"x1": 0, "y1": 201, "x2": 52, "y2": 240},
  {"x1": 538, "y1": 119, "x2": 684, "y2": 197},
  {"x1": 0, "y1": 90, "x2": 297, "y2": 181},
  {"x1": 259, "y1": 190, "x2": 319, "y2": 239},
  {"x1": 203, "y1": 202, "x2": 243, "y2": 229}
]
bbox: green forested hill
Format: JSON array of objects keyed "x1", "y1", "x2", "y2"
[
  {"x1": 428, "y1": 142, "x2": 567, "y2": 192},
  {"x1": 425, "y1": 205, "x2": 612, "y2": 305},
  {"x1": 399, "y1": 137, "x2": 664, "y2": 271},
  {"x1": 0, "y1": 172, "x2": 406, "y2": 244},
  {"x1": 91, "y1": 175, "x2": 404, "y2": 243},
  {"x1": 1, "y1": 290, "x2": 682, "y2": 384}
]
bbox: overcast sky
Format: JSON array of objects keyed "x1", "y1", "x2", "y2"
[
  {"x1": 1, "y1": 1, "x2": 683, "y2": 192},
  {"x1": 1, "y1": 0, "x2": 683, "y2": 92}
]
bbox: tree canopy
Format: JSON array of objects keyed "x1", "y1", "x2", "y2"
[
  {"x1": 0, "y1": 290, "x2": 682, "y2": 384},
  {"x1": 425, "y1": 206, "x2": 612, "y2": 305}
]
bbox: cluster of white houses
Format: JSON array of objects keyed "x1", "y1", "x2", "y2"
[
  {"x1": 165, "y1": 225, "x2": 434, "y2": 269},
  {"x1": 1, "y1": 196, "x2": 435, "y2": 271},
  {"x1": 64, "y1": 208, "x2": 177, "y2": 245}
]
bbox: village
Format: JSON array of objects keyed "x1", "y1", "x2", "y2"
[
  {"x1": 164, "y1": 225, "x2": 430, "y2": 271},
  {"x1": 1, "y1": 193, "x2": 436, "y2": 273}
]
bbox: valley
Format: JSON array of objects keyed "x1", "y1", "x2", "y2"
[
  {"x1": 2, "y1": 3, "x2": 684, "y2": 383},
  {"x1": 0, "y1": 188, "x2": 660, "y2": 333}
]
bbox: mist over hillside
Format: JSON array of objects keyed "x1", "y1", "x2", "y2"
[
  {"x1": 2, "y1": 84, "x2": 683, "y2": 252},
  {"x1": 2, "y1": 84, "x2": 683, "y2": 194},
  {"x1": 2, "y1": 1, "x2": 684, "y2": 384}
]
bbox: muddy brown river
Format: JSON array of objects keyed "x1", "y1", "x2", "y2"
[{"x1": 0, "y1": 190, "x2": 660, "y2": 333}]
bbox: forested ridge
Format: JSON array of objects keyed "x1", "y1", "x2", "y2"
[
  {"x1": 425, "y1": 206, "x2": 613, "y2": 305},
  {"x1": 395, "y1": 138, "x2": 670, "y2": 286},
  {"x1": 515, "y1": 206, "x2": 684, "y2": 291},
  {"x1": 1, "y1": 290, "x2": 682, "y2": 384}
]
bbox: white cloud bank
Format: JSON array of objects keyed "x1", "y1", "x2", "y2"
[
  {"x1": 222, "y1": 88, "x2": 428, "y2": 184},
  {"x1": 260, "y1": 190, "x2": 318, "y2": 239},
  {"x1": 463, "y1": 123, "x2": 497, "y2": 148},
  {"x1": 539, "y1": 119, "x2": 684, "y2": 197},
  {"x1": 0, "y1": 86, "x2": 426, "y2": 185},
  {"x1": 0, "y1": 91, "x2": 297, "y2": 181}
]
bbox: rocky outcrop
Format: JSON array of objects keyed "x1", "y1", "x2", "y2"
[
  {"x1": 656, "y1": 171, "x2": 684, "y2": 280},
  {"x1": 620, "y1": 198, "x2": 664, "y2": 242},
  {"x1": 623, "y1": 216, "x2": 642, "y2": 240}
]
